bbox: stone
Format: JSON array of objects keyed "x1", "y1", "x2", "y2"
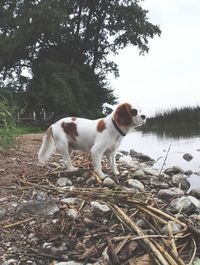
[
  {"x1": 60, "y1": 198, "x2": 82, "y2": 205},
  {"x1": 131, "y1": 169, "x2": 145, "y2": 178},
  {"x1": 66, "y1": 208, "x2": 78, "y2": 219},
  {"x1": 184, "y1": 170, "x2": 193, "y2": 176},
  {"x1": 103, "y1": 177, "x2": 116, "y2": 188},
  {"x1": 17, "y1": 199, "x2": 59, "y2": 216},
  {"x1": 157, "y1": 188, "x2": 185, "y2": 200},
  {"x1": 162, "y1": 221, "x2": 182, "y2": 235},
  {"x1": 57, "y1": 177, "x2": 73, "y2": 186},
  {"x1": 164, "y1": 166, "x2": 184, "y2": 176},
  {"x1": 183, "y1": 153, "x2": 193, "y2": 162},
  {"x1": 90, "y1": 201, "x2": 111, "y2": 216},
  {"x1": 149, "y1": 178, "x2": 169, "y2": 189},
  {"x1": 170, "y1": 196, "x2": 196, "y2": 214},
  {"x1": 194, "y1": 172, "x2": 200, "y2": 176},
  {"x1": 126, "y1": 179, "x2": 144, "y2": 191},
  {"x1": 172, "y1": 174, "x2": 190, "y2": 191},
  {"x1": 130, "y1": 149, "x2": 155, "y2": 162},
  {"x1": 189, "y1": 188, "x2": 200, "y2": 199},
  {"x1": 0, "y1": 207, "x2": 6, "y2": 219},
  {"x1": 143, "y1": 167, "x2": 159, "y2": 176}
]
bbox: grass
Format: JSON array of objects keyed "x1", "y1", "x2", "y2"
[{"x1": 0, "y1": 124, "x2": 44, "y2": 149}]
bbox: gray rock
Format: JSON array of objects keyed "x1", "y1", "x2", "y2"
[
  {"x1": 90, "y1": 201, "x2": 111, "y2": 216},
  {"x1": 126, "y1": 179, "x2": 144, "y2": 191},
  {"x1": 170, "y1": 196, "x2": 196, "y2": 214},
  {"x1": 103, "y1": 177, "x2": 116, "y2": 188},
  {"x1": 57, "y1": 177, "x2": 72, "y2": 186},
  {"x1": 76, "y1": 177, "x2": 85, "y2": 184},
  {"x1": 189, "y1": 188, "x2": 200, "y2": 199},
  {"x1": 66, "y1": 208, "x2": 78, "y2": 219},
  {"x1": 184, "y1": 170, "x2": 193, "y2": 176},
  {"x1": 0, "y1": 197, "x2": 8, "y2": 203},
  {"x1": 130, "y1": 149, "x2": 155, "y2": 162},
  {"x1": 17, "y1": 199, "x2": 59, "y2": 216},
  {"x1": 162, "y1": 221, "x2": 182, "y2": 235},
  {"x1": 194, "y1": 172, "x2": 200, "y2": 176},
  {"x1": 123, "y1": 187, "x2": 141, "y2": 194},
  {"x1": 172, "y1": 174, "x2": 190, "y2": 191},
  {"x1": 150, "y1": 178, "x2": 169, "y2": 189},
  {"x1": 2, "y1": 259, "x2": 17, "y2": 265},
  {"x1": 131, "y1": 169, "x2": 145, "y2": 178},
  {"x1": 183, "y1": 153, "x2": 193, "y2": 162},
  {"x1": 0, "y1": 207, "x2": 6, "y2": 219},
  {"x1": 157, "y1": 187, "x2": 185, "y2": 200},
  {"x1": 164, "y1": 166, "x2": 184, "y2": 176},
  {"x1": 143, "y1": 167, "x2": 159, "y2": 176},
  {"x1": 60, "y1": 197, "x2": 82, "y2": 205}
]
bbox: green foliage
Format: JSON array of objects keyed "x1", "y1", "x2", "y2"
[
  {"x1": 0, "y1": 0, "x2": 161, "y2": 116},
  {"x1": 0, "y1": 95, "x2": 17, "y2": 147}
]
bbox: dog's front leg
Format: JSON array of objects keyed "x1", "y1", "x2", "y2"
[
  {"x1": 107, "y1": 152, "x2": 119, "y2": 175},
  {"x1": 91, "y1": 145, "x2": 105, "y2": 179}
]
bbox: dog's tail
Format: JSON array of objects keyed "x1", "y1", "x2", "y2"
[{"x1": 38, "y1": 127, "x2": 55, "y2": 163}]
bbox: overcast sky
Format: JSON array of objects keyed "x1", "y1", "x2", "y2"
[{"x1": 109, "y1": 0, "x2": 200, "y2": 116}]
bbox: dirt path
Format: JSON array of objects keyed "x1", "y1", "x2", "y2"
[{"x1": 0, "y1": 134, "x2": 45, "y2": 197}]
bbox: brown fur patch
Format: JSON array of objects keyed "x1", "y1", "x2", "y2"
[
  {"x1": 62, "y1": 122, "x2": 78, "y2": 141},
  {"x1": 97, "y1": 119, "x2": 106, "y2": 132},
  {"x1": 113, "y1": 103, "x2": 133, "y2": 126}
]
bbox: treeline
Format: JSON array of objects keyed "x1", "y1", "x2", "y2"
[
  {"x1": 0, "y1": 0, "x2": 160, "y2": 119},
  {"x1": 143, "y1": 106, "x2": 200, "y2": 131}
]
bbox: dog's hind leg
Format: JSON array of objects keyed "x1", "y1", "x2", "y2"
[{"x1": 54, "y1": 137, "x2": 78, "y2": 171}]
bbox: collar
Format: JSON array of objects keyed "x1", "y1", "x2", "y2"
[{"x1": 112, "y1": 119, "x2": 126, "y2": 137}]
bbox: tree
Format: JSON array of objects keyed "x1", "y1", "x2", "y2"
[{"x1": 0, "y1": 0, "x2": 161, "y2": 117}]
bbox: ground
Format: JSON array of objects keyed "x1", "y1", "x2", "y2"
[{"x1": 0, "y1": 134, "x2": 199, "y2": 265}]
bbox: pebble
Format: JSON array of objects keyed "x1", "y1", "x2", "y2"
[
  {"x1": 189, "y1": 188, "x2": 200, "y2": 199},
  {"x1": 172, "y1": 174, "x2": 190, "y2": 191},
  {"x1": 91, "y1": 201, "x2": 111, "y2": 216},
  {"x1": 126, "y1": 179, "x2": 144, "y2": 190},
  {"x1": 183, "y1": 153, "x2": 193, "y2": 161},
  {"x1": 0, "y1": 207, "x2": 6, "y2": 219},
  {"x1": 157, "y1": 187, "x2": 185, "y2": 200},
  {"x1": 103, "y1": 177, "x2": 116, "y2": 188},
  {"x1": 57, "y1": 177, "x2": 73, "y2": 187}
]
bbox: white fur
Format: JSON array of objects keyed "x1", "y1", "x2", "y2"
[{"x1": 38, "y1": 103, "x2": 145, "y2": 179}]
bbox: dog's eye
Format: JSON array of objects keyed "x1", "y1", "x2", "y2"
[{"x1": 131, "y1": 108, "x2": 138, "y2": 116}]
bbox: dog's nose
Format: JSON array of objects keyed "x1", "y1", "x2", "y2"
[{"x1": 141, "y1": 115, "x2": 146, "y2": 120}]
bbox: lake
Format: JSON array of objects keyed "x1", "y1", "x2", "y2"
[{"x1": 120, "y1": 127, "x2": 200, "y2": 189}]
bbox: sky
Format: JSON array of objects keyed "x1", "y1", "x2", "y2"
[{"x1": 109, "y1": 0, "x2": 200, "y2": 116}]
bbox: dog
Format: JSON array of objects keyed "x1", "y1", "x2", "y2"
[{"x1": 38, "y1": 103, "x2": 146, "y2": 179}]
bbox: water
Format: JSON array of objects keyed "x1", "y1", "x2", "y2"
[{"x1": 120, "y1": 129, "x2": 200, "y2": 189}]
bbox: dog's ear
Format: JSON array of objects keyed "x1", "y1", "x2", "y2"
[{"x1": 114, "y1": 103, "x2": 132, "y2": 126}]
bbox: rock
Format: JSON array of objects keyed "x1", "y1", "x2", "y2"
[
  {"x1": 189, "y1": 188, "x2": 200, "y2": 199},
  {"x1": 66, "y1": 208, "x2": 78, "y2": 219},
  {"x1": 0, "y1": 197, "x2": 8, "y2": 203},
  {"x1": 143, "y1": 167, "x2": 159, "y2": 176},
  {"x1": 184, "y1": 170, "x2": 193, "y2": 176},
  {"x1": 130, "y1": 149, "x2": 155, "y2": 162},
  {"x1": 157, "y1": 188, "x2": 185, "y2": 200},
  {"x1": 131, "y1": 169, "x2": 145, "y2": 178},
  {"x1": 123, "y1": 187, "x2": 141, "y2": 194},
  {"x1": 183, "y1": 153, "x2": 193, "y2": 162},
  {"x1": 17, "y1": 199, "x2": 59, "y2": 216},
  {"x1": 162, "y1": 221, "x2": 182, "y2": 235},
  {"x1": 150, "y1": 178, "x2": 169, "y2": 189},
  {"x1": 103, "y1": 177, "x2": 116, "y2": 188},
  {"x1": 119, "y1": 155, "x2": 140, "y2": 169},
  {"x1": 60, "y1": 198, "x2": 82, "y2": 205},
  {"x1": 194, "y1": 172, "x2": 200, "y2": 176},
  {"x1": 188, "y1": 196, "x2": 200, "y2": 211},
  {"x1": 55, "y1": 261, "x2": 89, "y2": 265},
  {"x1": 90, "y1": 201, "x2": 111, "y2": 216},
  {"x1": 126, "y1": 179, "x2": 144, "y2": 191},
  {"x1": 0, "y1": 207, "x2": 6, "y2": 219},
  {"x1": 76, "y1": 177, "x2": 85, "y2": 184},
  {"x1": 164, "y1": 166, "x2": 184, "y2": 176},
  {"x1": 172, "y1": 174, "x2": 190, "y2": 191},
  {"x1": 170, "y1": 196, "x2": 196, "y2": 214},
  {"x1": 2, "y1": 259, "x2": 17, "y2": 265},
  {"x1": 57, "y1": 177, "x2": 73, "y2": 186}
]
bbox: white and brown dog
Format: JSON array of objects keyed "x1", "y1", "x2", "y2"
[{"x1": 38, "y1": 103, "x2": 146, "y2": 179}]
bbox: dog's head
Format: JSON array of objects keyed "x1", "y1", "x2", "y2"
[{"x1": 113, "y1": 103, "x2": 146, "y2": 128}]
